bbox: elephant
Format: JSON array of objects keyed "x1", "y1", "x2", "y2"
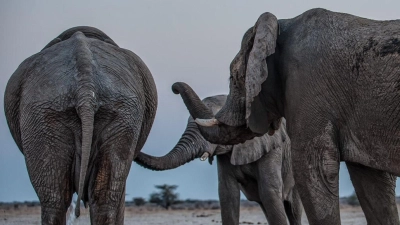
[
  {"x1": 4, "y1": 26, "x2": 157, "y2": 225},
  {"x1": 134, "y1": 95, "x2": 302, "y2": 225},
  {"x1": 171, "y1": 8, "x2": 400, "y2": 225}
]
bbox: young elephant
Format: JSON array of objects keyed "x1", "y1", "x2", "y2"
[
  {"x1": 135, "y1": 95, "x2": 302, "y2": 225},
  {"x1": 4, "y1": 26, "x2": 157, "y2": 224}
]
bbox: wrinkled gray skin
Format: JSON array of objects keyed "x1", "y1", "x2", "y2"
[
  {"x1": 172, "y1": 8, "x2": 400, "y2": 225},
  {"x1": 135, "y1": 95, "x2": 302, "y2": 225},
  {"x1": 4, "y1": 26, "x2": 157, "y2": 225}
]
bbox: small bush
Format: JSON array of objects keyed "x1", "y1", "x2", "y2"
[
  {"x1": 149, "y1": 184, "x2": 179, "y2": 210},
  {"x1": 133, "y1": 197, "x2": 146, "y2": 206},
  {"x1": 347, "y1": 192, "x2": 360, "y2": 206}
]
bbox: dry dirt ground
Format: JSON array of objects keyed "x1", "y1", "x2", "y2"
[{"x1": 0, "y1": 205, "x2": 386, "y2": 225}]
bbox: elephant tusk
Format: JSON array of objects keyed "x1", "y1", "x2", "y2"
[
  {"x1": 200, "y1": 152, "x2": 210, "y2": 161},
  {"x1": 195, "y1": 118, "x2": 220, "y2": 127}
]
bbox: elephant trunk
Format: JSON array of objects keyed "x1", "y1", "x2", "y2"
[
  {"x1": 171, "y1": 82, "x2": 224, "y2": 143},
  {"x1": 172, "y1": 82, "x2": 256, "y2": 145},
  {"x1": 171, "y1": 82, "x2": 215, "y2": 120},
  {"x1": 135, "y1": 119, "x2": 213, "y2": 170}
]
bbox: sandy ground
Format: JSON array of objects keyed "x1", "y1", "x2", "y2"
[{"x1": 0, "y1": 205, "x2": 377, "y2": 225}]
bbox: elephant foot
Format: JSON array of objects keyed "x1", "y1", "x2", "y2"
[
  {"x1": 347, "y1": 162, "x2": 400, "y2": 225},
  {"x1": 89, "y1": 208, "x2": 118, "y2": 225},
  {"x1": 284, "y1": 187, "x2": 303, "y2": 225},
  {"x1": 41, "y1": 206, "x2": 67, "y2": 225}
]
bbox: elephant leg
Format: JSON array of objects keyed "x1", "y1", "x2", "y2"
[
  {"x1": 88, "y1": 124, "x2": 137, "y2": 225},
  {"x1": 346, "y1": 162, "x2": 399, "y2": 225},
  {"x1": 115, "y1": 187, "x2": 126, "y2": 225},
  {"x1": 217, "y1": 156, "x2": 240, "y2": 225},
  {"x1": 257, "y1": 149, "x2": 288, "y2": 225},
  {"x1": 21, "y1": 114, "x2": 74, "y2": 225},
  {"x1": 284, "y1": 186, "x2": 303, "y2": 225},
  {"x1": 292, "y1": 122, "x2": 340, "y2": 225},
  {"x1": 258, "y1": 204, "x2": 270, "y2": 220}
]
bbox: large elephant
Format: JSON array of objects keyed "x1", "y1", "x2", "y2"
[
  {"x1": 135, "y1": 95, "x2": 302, "y2": 225},
  {"x1": 172, "y1": 8, "x2": 400, "y2": 225},
  {"x1": 4, "y1": 26, "x2": 157, "y2": 225}
]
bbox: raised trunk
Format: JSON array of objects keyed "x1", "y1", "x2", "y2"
[
  {"x1": 134, "y1": 119, "x2": 213, "y2": 170},
  {"x1": 171, "y1": 82, "x2": 214, "y2": 119},
  {"x1": 172, "y1": 82, "x2": 257, "y2": 145}
]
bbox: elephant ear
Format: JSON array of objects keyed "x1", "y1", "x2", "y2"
[
  {"x1": 230, "y1": 134, "x2": 270, "y2": 165},
  {"x1": 245, "y1": 12, "x2": 279, "y2": 134},
  {"x1": 231, "y1": 118, "x2": 286, "y2": 165}
]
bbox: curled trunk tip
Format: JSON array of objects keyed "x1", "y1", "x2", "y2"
[
  {"x1": 171, "y1": 82, "x2": 183, "y2": 94},
  {"x1": 171, "y1": 82, "x2": 214, "y2": 119}
]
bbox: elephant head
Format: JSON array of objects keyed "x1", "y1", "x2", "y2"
[
  {"x1": 135, "y1": 95, "x2": 279, "y2": 170},
  {"x1": 42, "y1": 26, "x2": 118, "y2": 50},
  {"x1": 173, "y1": 12, "x2": 282, "y2": 145}
]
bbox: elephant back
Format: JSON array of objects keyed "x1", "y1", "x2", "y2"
[{"x1": 42, "y1": 26, "x2": 118, "y2": 50}]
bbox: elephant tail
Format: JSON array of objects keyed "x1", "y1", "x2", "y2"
[
  {"x1": 72, "y1": 31, "x2": 97, "y2": 218},
  {"x1": 75, "y1": 102, "x2": 95, "y2": 218}
]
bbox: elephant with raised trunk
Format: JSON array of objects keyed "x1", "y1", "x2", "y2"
[
  {"x1": 135, "y1": 95, "x2": 302, "y2": 225},
  {"x1": 4, "y1": 26, "x2": 157, "y2": 225},
  {"x1": 173, "y1": 8, "x2": 400, "y2": 225}
]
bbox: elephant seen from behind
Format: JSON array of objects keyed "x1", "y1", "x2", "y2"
[
  {"x1": 135, "y1": 95, "x2": 302, "y2": 225},
  {"x1": 4, "y1": 26, "x2": 158, "y2": 225}
]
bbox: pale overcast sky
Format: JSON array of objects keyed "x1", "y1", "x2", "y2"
[{"x1": 1, "y1": 0, "x2": 399, "y2": 202}]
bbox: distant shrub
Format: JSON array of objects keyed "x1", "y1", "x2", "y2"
[
  {"x1": 149, "y1": 184, "x2": 179, "y2": 210},
  {"x1": 184, "y1": 199, "x2": 197, "y2": 204},
  {"x1": 347, "y1": 192, "x2": 360, "y2": 206},
  {"x1": 149, "y1": 193, "x2": 162, "y2": 205},
  {"x1": 210, "y1": 204, "x2": 220, "y2": 210},
  {"x1": 133, "y1": 197, "x2": 146, "y2": 206}
]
